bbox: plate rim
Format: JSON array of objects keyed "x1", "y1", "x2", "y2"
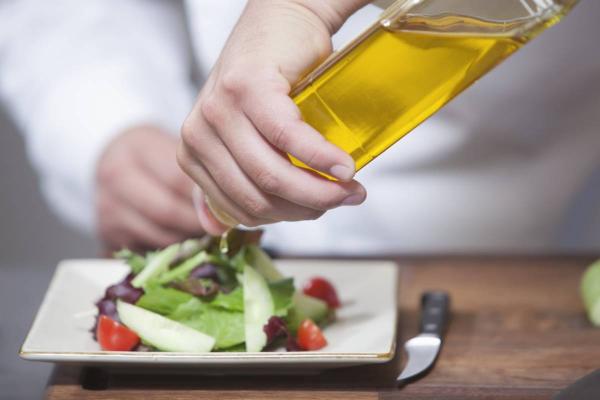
[{"x1": 20, "y1": 258, "x2": 399, "y2": 365}]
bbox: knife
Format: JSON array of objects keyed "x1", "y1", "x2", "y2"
[
  {"x1": 552, "y1": 369, "x2": 600, "y2": 400},
  {"x1": 397, "y1": 291, "x2": 450, "y2": 384}
]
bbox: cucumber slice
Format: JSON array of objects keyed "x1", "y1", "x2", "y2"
[
  {"x1": 245, "y1": 245, "x2": 284, "y2": 282},
  {"x1": 243, "y1": 265, "x2": 274, "y2": 352},
  {"x1": 581, "y1": 260, "x2": 600, "y2": 326},
  {"x1": 287, "y1": 293, "x2": 329, "y2": 333},
  {"x1": 117, "y1": 301, "x2": 215, "y2": 352},
  {"x1": 131, "y1": 243, "x2": 180, "y2": 288}
]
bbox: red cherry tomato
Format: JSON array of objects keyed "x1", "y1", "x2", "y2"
[
  {"x1": 296, "y1": 319, "x2": 327, "y2": 351},
  {"x1": 97, "y1": 315, "x2": 140, "y2": 351},
  {"x1": 303, "y1": 277, "x2": 341, "y2": 308}
]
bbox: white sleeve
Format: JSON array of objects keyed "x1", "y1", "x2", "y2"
[{"x1": 0, "y1": 0, "x2": 195, "y2": 233}]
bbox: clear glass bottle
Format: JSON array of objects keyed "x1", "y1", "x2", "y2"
[{"x1": 291, "y1": 0, "x2": 578, "y2": 173}]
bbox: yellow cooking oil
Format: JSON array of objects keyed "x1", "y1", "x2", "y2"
[{"x1": 290, "y1": 13, "x2": 560, "y2": 173}]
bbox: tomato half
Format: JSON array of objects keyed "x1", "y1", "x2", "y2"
[
  {"x1": 296, "y1": 319, "x2": 327, "y2": 351},
  {"x1": 303, "y1": 277, "x2": 341, "y2": 308},
  {"x1": 97, "y1": 315, "x2": 140, "y2": 351}
]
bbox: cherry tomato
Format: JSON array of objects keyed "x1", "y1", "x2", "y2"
[
  {"x1": 96, "y1": 315, "x2": 140, "y2": 351},
  {"x1": 303, "y1": 277, "x2": 341, "y2": 308},
  {"x1": 296, "y1": 319, "x2": 327, "y2": 351}
]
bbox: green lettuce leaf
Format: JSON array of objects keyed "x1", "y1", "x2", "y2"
[
  {"x1": 167, "y1": 297, "x2": 207, "y2": 320},
  {"x1": 135, "y1": 284, "x2": 193, "y2": 315},
  {"x1": 268, "y1": 278, "x2": 295, "y2": 317},
  {"x1": 114, "y1": 248, "x2": 146, "y2": 274},
  {"x1": 230, "y1": 246, "x2": 248, "y2": 274},
  {"x1": 180, "y1": 308, "x2": 245, "y2": 349},
  {"x1": 210, "y1": 287, "x2": 244, "y2": 312},
  {"x1": 168, "y1": 297, "x2": 245, "y2": 349}
]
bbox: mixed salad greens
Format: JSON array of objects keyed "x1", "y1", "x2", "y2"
[{"x1": 93, "y1": 229, "x2": 340, "y2": 353}]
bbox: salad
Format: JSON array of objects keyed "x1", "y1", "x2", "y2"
[{"x1": 93, "y1": 229, "x2": 340, "y2": 353}]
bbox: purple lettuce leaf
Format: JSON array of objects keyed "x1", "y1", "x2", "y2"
[
  {"x1": 92, "y1": 273, "x2": 144, "y2": 340},
  {"x1": 263, "y1": 316, "x2": 302, "y2": 352}
]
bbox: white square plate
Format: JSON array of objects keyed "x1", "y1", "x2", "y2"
[{"x1": 21, "y1": 259, "x2": 398, "y2": 373}]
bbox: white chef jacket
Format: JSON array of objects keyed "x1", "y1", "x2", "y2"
[{"x1": 0, "y1": 0, "x2": 599, "y2": 254}]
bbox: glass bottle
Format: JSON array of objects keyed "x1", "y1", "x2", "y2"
[{"x1": 291, "y1": 0, "x2": 578, "y2": 173}]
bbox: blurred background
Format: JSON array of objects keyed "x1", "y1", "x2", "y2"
[
  {"x1": 0, "y1": 109, "x2": 97, "y2": 265},
  {"x1": 0, "y1": 109, "x2": 97, "y2": 399}
]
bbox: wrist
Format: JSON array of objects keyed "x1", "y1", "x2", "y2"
[{"x1": 285, "y1": 0, "x2": 370, "y2": 34}]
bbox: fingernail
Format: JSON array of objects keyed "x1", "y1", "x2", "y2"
[
  {"x1": 330, "y1": 164, "x2": 355, "y2": 181},
  {"x1": 342, "y1": 193, "x2": 365, "y2": 206}
]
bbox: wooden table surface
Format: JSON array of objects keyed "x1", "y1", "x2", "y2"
[{"x1": 45, "y1": 256, "x2": 600, "y2": 399}]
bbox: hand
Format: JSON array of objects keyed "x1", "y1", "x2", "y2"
[
  {"x1": 178, "y1": 0, "x2": 369, "y2": 235},
  {"x1": 96, "y1": 126, "x2": 203, "y2": 252}
]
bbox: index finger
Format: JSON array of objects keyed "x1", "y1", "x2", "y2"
[{"x1": 241, "y1": 75, "x2": 356, "y2": 182}]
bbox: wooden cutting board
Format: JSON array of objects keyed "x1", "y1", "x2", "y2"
[{"x1": 45, "y1": 256, "x2": 600, "y2": 399}]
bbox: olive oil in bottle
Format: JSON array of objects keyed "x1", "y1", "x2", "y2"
[{"x1": 291, "y1": 3, "x2": 577, "y2": 172}]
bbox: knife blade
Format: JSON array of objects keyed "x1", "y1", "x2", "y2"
[
  {"x1": 397, "y1": 291, "x2": 450, "y2": 384},
  {"x1": 552, "y1": 369, "x2": 600, "y2": 400}
]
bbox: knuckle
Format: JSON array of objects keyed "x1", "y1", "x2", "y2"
[
  {"x1": 221, "y1": 70, "x2": 248, "y2": 95},
  {"x1": 268, "y1": 119, "x2": 291, "y2": 150},
  {"x1": 303, "y1": 147, "x2": 322, "y2": 168},
  {"x1": 180, "y1": 119, "x2": 204, "y2": 157},
  {"x1": 180, "y1": 118, "x2": 196, "y2": 144},
  {"x1": 175, "y1": 142, "x2": 189, "y2": 171},
  {"x1": 176, "y1": 148, "x2": 200, "y2": 188},
  {"x1": 254, "y1": 168, "x2": 281, "y2": 194},
  {"x1": 200, "y1": 95, "x2": 224, "y2": 126},
  {"x1": 180, "y1": 118, "x2": 210, "y2": 159},
  {"x1": 241, "y1": 195, "x2": 272, "y2": 218}
]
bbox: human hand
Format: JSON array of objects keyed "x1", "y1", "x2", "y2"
[
  {"x1": 96, "y1": 126, "x2": 203, "y2": 252},
  {"x1": 178, "y1": 0, "x2": 369, "y2": 235}
]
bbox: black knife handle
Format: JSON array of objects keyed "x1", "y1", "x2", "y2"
[{"x1": 419, "y1": 291, "x2": 450, "y2": 337}]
